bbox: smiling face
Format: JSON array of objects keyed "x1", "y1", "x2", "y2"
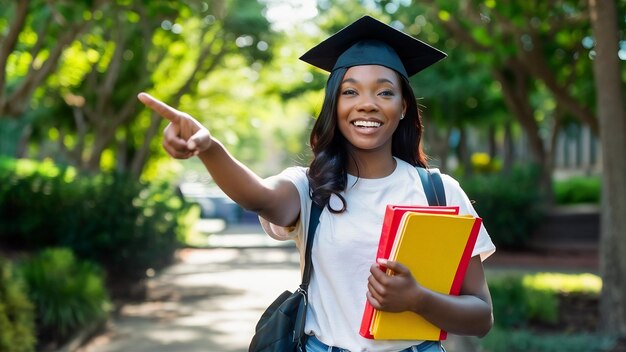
[{"x1": 337, "y1": 65, "x2": 407, "y2": 157}]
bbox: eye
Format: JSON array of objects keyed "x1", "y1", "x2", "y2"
[
  {"x1": 379, "y1": 90, "x2": 395, "y2": 97},
  {"x1": 341, "y1": 88, "x2": 357, "y2": 96}
]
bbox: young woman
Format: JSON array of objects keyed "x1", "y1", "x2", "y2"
[{"x1": 139, "y1": 15, "x2": 495, "y2": 352}]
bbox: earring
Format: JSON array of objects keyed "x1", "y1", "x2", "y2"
[{"x1": 400, "y1": 113, "x2": 405, "y2": 120}]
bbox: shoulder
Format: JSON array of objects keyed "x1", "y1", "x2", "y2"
[
  {"x1": 280, "y1": 165, "x2": 308, "y2": 177},
  {"x1": 437, "y1": 171, "x2": 462, "y2": 191},
  {"x1": 276, "y1": 166, "x2": 308, "y2": 185},
  {"x1": 408, "y1": 164, "x2": 468, "y2": 203},
  {"x1": 432, "y1": 171, "x2": 468, "y2": 203},
  {"x1": 398, "y1": 161, "x2": 462, "y2": 190}
]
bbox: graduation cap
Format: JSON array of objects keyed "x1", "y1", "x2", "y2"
[{"x1": 299, "y1": 15, "x2": 447, "y2": 79}]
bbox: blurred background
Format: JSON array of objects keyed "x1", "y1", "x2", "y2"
[{"x1": 0, "y1": 0, "x2": 624, "y2": 351}]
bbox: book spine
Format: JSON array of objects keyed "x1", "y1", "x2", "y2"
[
  {"x1": 376, "y1": 206, "x2": 395, "y2": 261},
  {"x1": 449, "y1": 218, "x2": 482, "y2": 295},
  {"x1": 359, "y1": 304, "x2": 375, "y2": 338}
]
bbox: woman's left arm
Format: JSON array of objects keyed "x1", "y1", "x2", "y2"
[{"x1": 367, "y1": 256, "x2": 493, "y2": 337}]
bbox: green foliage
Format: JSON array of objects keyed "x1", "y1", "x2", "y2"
[
  {"x1": 470, "y1": 152, "x2": 502, "y2": 174},
  {"x1": 19, "y1": 248, "x2": 110, "y2": 342},
  {"x1": 0, "y1": 119, "x2": 29, "y2": 156},
  {"x1": 481, "y1": 327, "x2": 616, "y2": 352},
  {"x1": 460, "y1": 165, "x2": 545, "y2": 248},
  {"x1": 176, "y1": 203, "x2": 204, "y2": 247},
  {"x1": 553, "y1": 175, "x2": 601, "y2": 205},
  {"x1": 489, "y1": 275, "x2": 558, "y2": 328},
  {"x1": 489, "y1": 272, "x2": 602, "y2": 331},
  {"x1": 0, "y1": 258, "x2": 36, "y2": 352},
  {"x1": 523, "y1": 272, "x2": 602, "y2": 294},
  {"x1": 2, "y1": 0, "x2": 280, "y2": 178},
  {"x1": 0, "y1": 157, "x2": 189, "y2": 280}
]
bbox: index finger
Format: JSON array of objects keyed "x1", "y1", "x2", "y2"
[
  {"x1": 370, "y1": 263, "x2": 388, "y2": 281},
  {"x1": 378, "y1": 259, "x2": 408, "y2": 275},
  {"x1": 137, "y1": 92, "x2": 181, "y2": 124}
]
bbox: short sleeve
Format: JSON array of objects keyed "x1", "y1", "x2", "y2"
[
  {"x1": 257, "y1": 166, "x2": 310, "y2": 243},
  {"x1": 441, "y1": 174, "x2": 496, "y2": 261}
]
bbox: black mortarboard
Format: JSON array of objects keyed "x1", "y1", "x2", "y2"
[{"x1": 299, "y1": 15, "x2": 447, "y2": 79}]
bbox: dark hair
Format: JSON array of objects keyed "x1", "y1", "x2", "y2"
[{"x1": 308, "y1": 67, "x2": 428, "y2": 212}]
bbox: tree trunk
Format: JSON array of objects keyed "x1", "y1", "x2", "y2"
[
  {"x1": 457, "y1": 126, "x2": 472, "y2": 176},
  {"x1": 588, "y1": 0, "x2": 626, "y2": 337},
  {"x1": 493, "y1": 66, "x2": 552, "y2": 196},
  {"x1": 502, "y1": 121, "x2": 514, "y2": 173},
  {"x1": 493, "y1": 66, "x2": 546, "y2": 166},
  {"x1": 487, "y1": 125, "x2": 497, "y2": 159},
  {"x1": 129, "y1": 113, "x2": 162, "y2": 178},
  {"x1": 516, "y1": 31, "x2": 599, "y2": 135},
  {"x1": 0, "y1": 0, "x2": 29, "y2": 113},
  {"x1": 422, "y1": 116, "x2": 450, "y2": 172}
]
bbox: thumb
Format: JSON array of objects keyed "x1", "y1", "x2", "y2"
[{"x1": 187, "y1": 129, "x2": 211, "y2": 152}]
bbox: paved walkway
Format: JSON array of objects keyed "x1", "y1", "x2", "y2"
[
  {"x1": 80, "y1": 246, "x2": 302, "y2": 352},
  {"x1": 76, "y1": 224, "x2": 597, "y2": 352}
]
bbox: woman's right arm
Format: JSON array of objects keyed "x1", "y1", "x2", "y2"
[
  {"x1": 137, "y1": 93, "x2": 301, "y2": 227},
  {"x1": 197, "y1": 139, "x2": 300, "y2": 226}
]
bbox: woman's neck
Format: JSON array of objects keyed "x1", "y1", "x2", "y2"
[{"x1": 346, "y1": 151, "x2": 397, "y2": 179}]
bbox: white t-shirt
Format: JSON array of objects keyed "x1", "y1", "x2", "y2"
[{"x1": 259, "y1": 158, "x2": 495, "y2": 352}]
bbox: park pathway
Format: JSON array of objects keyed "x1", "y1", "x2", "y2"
[{"x1": 76, "y1": 226, "x2": 477, "y2": 352}]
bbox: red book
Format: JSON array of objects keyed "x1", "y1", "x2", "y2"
[
  {"x1": 359, "y1": 205, "x2": 460, "y2": 339},
  {"x1": 370, "y1": 213, "x2": 481, "y2": 340}
]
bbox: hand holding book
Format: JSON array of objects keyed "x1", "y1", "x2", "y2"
[
  {"x1": 360, "y1": 205, "x2": 481, "y2": 341},
  {"x1": 366, "y1": 258, "x2": 422, "y2": 313}
]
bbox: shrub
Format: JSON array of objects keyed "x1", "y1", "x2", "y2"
[
  {"x1": 470, "y1": 152, "x2": 502, "y2": 174},
  {"x1": 0, "y1": 258, "x2": 36, "y2": 352},
  {"x1": 60, "y1": 174, "x2": 187, "y2": 280},
  {"x1": 0, "y1": 157, "x2": 72, "y2": 248},
  {"x1": 19, "y1": 248, "x2": 111, "y2": 344},
  {"x1": 460, "y1": 165, "x2": 545, "y2": 248},
  {"x1": 489, "y1": 275, "x2": 558, "y2": 329},
  {"x1": 482, "y1": 327, "x2": 616, "y2": 352},
  {"x1": 0, "y1": 157, "x2": 191, "y2": 280},
  {"x1": 522, "y1": 272, "x2": 602, "y2": 294},
  {"x1": 484, "y1": 272, "x2": 609, "y2": 351},
  {"x1": 553, "y1": 175, "x2": 601, "y2": 205}
]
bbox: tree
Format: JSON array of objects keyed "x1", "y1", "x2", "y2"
[
  {"x1": 392, "y1": 11, "x2": 509, "y2": 175},
  {"x1": 311, "y1": 2, "x2": 509, "y2": 174},
  {"x1": 0, "y1": 0, "x2": 107, "y2": 156},
  {"x1": 0, "y1": 0, "x2": 105, "y2": 118},
  {"x1": 1, "y1": 0, "x2": 275, "y2": 178},
  {"x1": 588, "y1": 0, "x2": 626, "y2": 338},
  {"x1": 411, "y1": 0, "x2": 599, "y2": 196}
]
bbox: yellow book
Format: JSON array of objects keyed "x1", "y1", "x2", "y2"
[{"x1": 371, "y1": 212, "x2": 481, "y2": 340}]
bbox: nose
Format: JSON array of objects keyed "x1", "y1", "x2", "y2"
[{"x1": 356, "y1": 95, "x2": 379, "y2": 113}]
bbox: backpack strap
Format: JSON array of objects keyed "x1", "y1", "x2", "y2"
[
  {"x1": 416, "y1": 167, "x2": 446, "y2": 206},
  {"x1": 300, "y1": 201, "x2": 322, "y2": 290}
]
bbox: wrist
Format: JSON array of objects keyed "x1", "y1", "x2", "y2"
[
  {"x1": 197, "y1": 137, "x2": 219, "y2": 158},
  {"x1": 410, "y1": 285, "x2": 429, "y2": 314}
]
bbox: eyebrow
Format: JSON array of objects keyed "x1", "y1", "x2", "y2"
[{"x1": 341, "y1": 77, "x2": 396, "y2": 85}]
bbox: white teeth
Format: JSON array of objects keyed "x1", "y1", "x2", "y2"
[{"x1": 353, "y1": 120, "x2": 381, "y2": 128}]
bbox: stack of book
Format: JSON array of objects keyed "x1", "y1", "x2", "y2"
[{"x1": 359, "y1": 205, "x2": 482, "y2": 341}]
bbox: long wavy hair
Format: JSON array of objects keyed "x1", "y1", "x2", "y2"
[{"x1": 308, "y1": 67, "x2": 428, "y2": 212}]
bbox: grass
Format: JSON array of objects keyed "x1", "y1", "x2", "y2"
[
  {"x1": 479, "y1": 271, "x2": 616, "y2": 352},
  {"x1": 522, "y1": 272, "x2": 601, "y2": 294}
]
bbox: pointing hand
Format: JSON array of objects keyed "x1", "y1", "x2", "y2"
[{"x1": 137, "y1": 92, "x2": 212, "y2": 159}]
